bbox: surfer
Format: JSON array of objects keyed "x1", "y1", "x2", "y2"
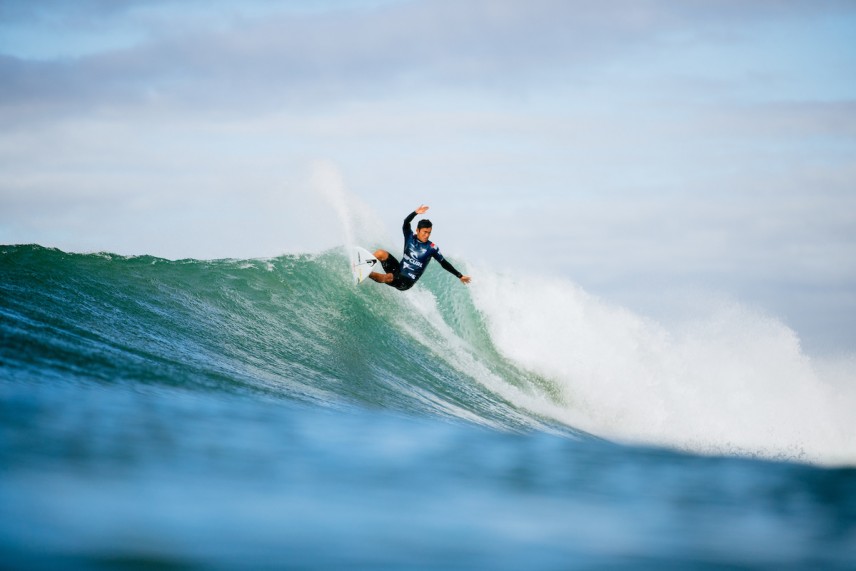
[{"x1": 370, "y1": 205, "x2": 471, "y2": 291}]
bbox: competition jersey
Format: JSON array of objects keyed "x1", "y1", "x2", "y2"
[{"x1": 398, "y1": 212, "x2": 462, "y2": 283}]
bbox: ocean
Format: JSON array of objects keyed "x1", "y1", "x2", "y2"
[{"x1": 1, "y1": 243, "x2": 855, "y2": 570}]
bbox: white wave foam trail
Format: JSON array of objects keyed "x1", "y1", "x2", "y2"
[{"x1": 470, "y1": 268, "x2": 856, "y2": 465}]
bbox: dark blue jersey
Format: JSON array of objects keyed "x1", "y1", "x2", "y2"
[{"x1": 393, "y1": 211, "x2": 463, "y2": 286}]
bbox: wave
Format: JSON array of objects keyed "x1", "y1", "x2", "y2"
[
  {"x1": 2, "y1": 243, "x2": 854, "y2": 465},
  {"x1": 471, "y1": 269, "x2": 856, "y2": 464}
]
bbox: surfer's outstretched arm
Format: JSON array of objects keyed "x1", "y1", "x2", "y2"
[
  {"x1": 403, "y1": 212, "x2": 416, "y2": 236},
  {"x1": 401, "y1": 204, "x2": 428, "y2": 235},
  {"x1": 434, "y1": 253, "x2": 472, "y2": 285},
  {"x1": 446, "y1": 264, "x2": 471, "y2": 284},
  {"x1": 403, "y1": 205, "x2": 428, "y2": 236}
]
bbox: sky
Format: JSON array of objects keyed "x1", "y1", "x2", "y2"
[{"x1": 1, "y1": 0, "x2": 855, "y2": 355}]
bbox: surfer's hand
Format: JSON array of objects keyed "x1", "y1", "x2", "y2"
[
  {"x1": 460, "y1": 275, "x2": 472, "y2": 285},
  {"x1": 415, "y1": 205, "x2": 429, "y2": 215}
]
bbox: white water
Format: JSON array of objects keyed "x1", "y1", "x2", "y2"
[{"x1": 469, "y1": 269, "x2": 856, "y2": 465}]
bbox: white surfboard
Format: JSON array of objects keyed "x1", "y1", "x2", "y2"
[{"x1": 350, "y1": 246, "x2": 380, "y2": 285}]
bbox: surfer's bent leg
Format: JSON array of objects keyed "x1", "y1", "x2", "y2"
[
  {"x1": 377, "y1": 252, "x2": 401, "y2": 275},
  {"x1": 369, "y1": 271, "x2": 393, "y2": 284},
  {"x1": 369, "y1": 250, "x2": 399, "y2": 284}
]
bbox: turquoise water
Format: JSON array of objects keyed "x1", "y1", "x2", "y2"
[{"x1": 2, "y1": 244, "x2": 855, "y2": 569}]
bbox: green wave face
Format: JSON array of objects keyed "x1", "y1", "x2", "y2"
[{"x1": 1, "y1": 244, "x2": 570, "y2": 435}]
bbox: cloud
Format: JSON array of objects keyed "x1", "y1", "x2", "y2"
[
  {"x1": 3, "y1": 0, "x2": 853, "y2": 121},
  {"x1": 1, "y1": 0, "x2": 855, "y2": 351}
]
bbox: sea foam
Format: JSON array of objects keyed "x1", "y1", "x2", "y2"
[{"x1": 466, "y1": 269, "x2": 855, "y2": 464}]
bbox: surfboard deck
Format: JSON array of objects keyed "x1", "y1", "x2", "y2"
[{"x1": 350, "y1": 246, "x2": 380, "y2": 285}]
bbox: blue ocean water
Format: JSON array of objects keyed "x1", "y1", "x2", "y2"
[{"x1": 1, "y1": 244, "x2": 855, "y2": 570}]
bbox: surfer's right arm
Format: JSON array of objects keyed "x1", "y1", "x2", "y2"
[
  {"x1": 403, "y1": 205, "x2": 428, "y2": 236},
  {"x1": 403, "y1": 211, "x2": 416, "y2": 236}
]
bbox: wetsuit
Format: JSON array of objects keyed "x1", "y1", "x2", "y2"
[{"x1": 381, "y1": 211, "x2": 464, "y2": 291}]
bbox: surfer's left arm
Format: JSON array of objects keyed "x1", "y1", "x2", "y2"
[{"x1": 435, "y1": 253, "x2": 471, "y2": 285}]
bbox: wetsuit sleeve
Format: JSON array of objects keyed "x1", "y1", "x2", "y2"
[
  {"x1": 440, "y1": 259, "x2": 463, "y2": 279},
  {"x1": 403, "y1": 211, "x2": 417, "y2": 238},
  {"x1": 434, "y1": 251, "x2": 463, "y2": 279}
]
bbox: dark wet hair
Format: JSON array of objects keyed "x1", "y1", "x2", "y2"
[{"x1": 417, "y1": 219, "x2": 433, "y2": 229}]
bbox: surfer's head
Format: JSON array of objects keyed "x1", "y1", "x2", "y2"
[{"x1": 416, "y1": 219, "x2": 432, "y2": 243}]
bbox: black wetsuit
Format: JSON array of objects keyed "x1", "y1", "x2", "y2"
[{"x1": 381, "y1": 211, "x2": 464, "y2": 291}]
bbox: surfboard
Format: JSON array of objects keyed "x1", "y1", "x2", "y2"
[{"x1": 350, "y1": 246, "x2": 380, "y2": 285}]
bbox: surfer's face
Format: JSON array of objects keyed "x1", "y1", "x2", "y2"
[{"x1": 416, "y1": 227, "x2": 432, "y2": 243}]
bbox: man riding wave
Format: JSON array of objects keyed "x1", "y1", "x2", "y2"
[{"x1": 369, "y1": 205, "x2": 471, "y2": 291}]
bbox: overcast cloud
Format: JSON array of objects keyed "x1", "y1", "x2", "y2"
[{"x1": 1, "y1": 0, "x2": 855, "y2": 353}]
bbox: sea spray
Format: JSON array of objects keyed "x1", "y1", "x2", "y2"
[
  {"x1": 468, "y1": 267, "x2": 855, "y2": 464},
  {"x1": 311, "y1": 160, "x2": 389, "y2": 252}
]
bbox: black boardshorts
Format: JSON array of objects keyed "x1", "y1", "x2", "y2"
[{"x1": 381, "y1": 254, "x2": 416, "y2": 291}]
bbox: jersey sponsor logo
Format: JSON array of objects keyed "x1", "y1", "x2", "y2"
[
  {"x1": 406, "y1": 245, "x2": 427, "y2": 265},
  {"x1": 401, "y1": 234, "x2": 440, "y2": 281}
]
